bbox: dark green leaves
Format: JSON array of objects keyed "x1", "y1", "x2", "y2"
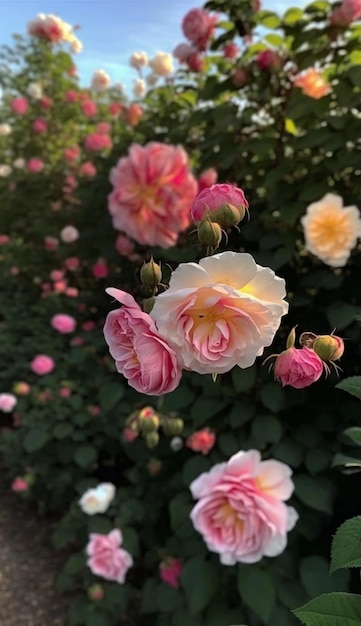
[
  {"x1": 294, "y1": 592, "x2": 361, "y2": 625},
  {"x1": 181, "y1": 556, "x2": 220, "y2": 615},
  {"x1": 331, "y1": 517, "x2": 361, "y2": 572},
  {"x1": 238, "y1": 566, "x2": 276, "y2": 623}
]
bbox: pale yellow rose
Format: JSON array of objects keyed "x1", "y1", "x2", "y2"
[
  {"x1": 149, "y1": 51, "x2": 174, "y2": 77},
  {"x1": 301, "y1": 193, "x2": 361, "y2": 267}
]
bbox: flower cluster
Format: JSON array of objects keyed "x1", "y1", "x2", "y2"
[
  {"x1": 27, "y1": 13, "x2": 82, "y2": 52},
  {"x1": 173, "y1": 7, "x2": 218, "y2": 72}
]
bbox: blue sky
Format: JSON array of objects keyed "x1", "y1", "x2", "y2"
[{"x1": 0, "y1": 1, "x2": 307, "y2": 93}]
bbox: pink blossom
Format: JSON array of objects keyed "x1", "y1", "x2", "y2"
[
  {"x1": 65, "y1": 90, "x2": 78, "y2": 103},
  {"x1": 182, "y1": 8, "x2": 218, "y2": 49},
  {"x1": 108, "y1": 142, "x2": 197, "y2": 248},
  {"x1": 124, "y1": 103, "x2": 143, "y2": 126},
  {"x1": 54, "y1": 280, "x2": 67, "y2": 292},
  {"x1": 60, "y1": 225, "x2": 79, "y2": 243},
  {"x1": 86, "y1": 529, "x2": 133, "y2": 584},
  {"x1": 30, "y1": 354, "x2": 55, "y2": 375},
  {"x1": 108, "y1": 102, "x2": 122, "y2": 116},
  {"x1": 331, "y1": 0, "x2": 361, "y2": 25},
  {"x1": 13, "y1": 382, "x2": 30, "y2": 395},
  {"x1": 65, "y1": 287, "x2": 79, "y2": 297},
  {"x1": 50, "y1": 269, "x2": 64, "y2": 282},
  {"x1": 186, "y1": 428, "x2": 216, "y2": 455},
  {"x1": 0, "y1": 393, "x2": 17, "y2": 413},
  {"x1": 197, "y1": 168, "x2": 218, "y2": 193},
  {"x1": 123, "y1": 427, "x2": 138, "y2": 442},
  {"x1": 92, "y1": 260, "x2": 109, "y2": 278},
  {"x1": 10, "y1": 266, "x2": 19, "y2": 275},
  {"x1": 89, "y1": 405, "x2": 101, "y2": 416},
  {"x1": 190, "y1": 450, "x2": 298, "y2": 564},
  {"x1": 173, "y1": 42, "x2": 195, "y2": 62},
  {"x1": 88, "y1": 584, "x2": 104, "y2": 601},
  {"x1": 232, "y1": 67, "x2": 249, "y2": 87},
  {"x1": 159, "y1": 558, "x2": 182, "y2": 588},
  {"x1": 82, "y1": 320, "x2": 95, "y2": 331},
  {"x1": 51, "y1": 313, "x2": 76, "y2": 334},
  {"x1": 187, "y1": 52, "x2": 205, "y2": 72},
  {"x1": 223, "y1": 42, "x2": 239, "y2": 59},
  {"x1": 72, "y1": 336, "x2": 84, "y2": 346},
  {"x1": 59, "y1": 387, "x2": 72, "y2": 398},
  {"x1": 64, "y1": 256, "x2": 80, "y2": 271},
  {"x1": 44, "y1": 236, "x2": 59, "y2": 250},
  {"x1": 11, "y1": 97, "x2": 28, "y2": 115},
  {"x1": 0, "y1": 234, "x2": 10, "y2": 244},
  {"x1": 191, "y1": 183, "x2": 248, "y2": 222},
  {"x1": 11, "y1": 477, "x2": 28, "y2": 492},
  {"x1": 104, "y1": 288, "x2": 182, "y2": 395},
  {"x1": 256, "y1": 50, "x2": 283, "y2": 72},
  {"x1": 32, "y1": 118, "x2": 47, "y2": 133},
  {"x1": 27, "y1": 158, "x2": 44, "y2": 173},
  {"x1": 96, "y1": 122, "x2": 111, "y2": 135},
  {"x1": 64, "y1": 146, "x2": 80, "y2": 161},
  {"x1": 82, "y1": 100, "x2": 97, "y2": 117},
  {"x1": 85, "y1": 133, "x2": 112, "y2": 152},
  {"x1": 115, "y1": 234, "x2": 135, "y2": 256},
  {"x1": 79, "y1": 161, "x2": 96, "y2": 177},
  {"x1": 40, "y1": 96, "x2": 52, "y2": 109},
  {"x1": 273, "y1": 346, "x2": 324, "y2": 389}
]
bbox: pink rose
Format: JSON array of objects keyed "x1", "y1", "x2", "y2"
[
  {"x1": 191, "y1": 183, "x2": 248, "y2": 223},
  {"x1": 190, "y1": 450, "x2": 298, "y2": 564},
  {"x1": 92, "y1": 260, "x2": 109, "y2": 278},
  {"x1": 256, "y1": 50, "x2": 283, "y2": 72},
  {"x1": 40, "y1": 96, "x2": 52, "y2": 109},
  {"x1": 59, "y1": 387, "x2": 72, "y2": 398},
  {"x1": 187, "y1": 52, "x2": 205, "y2": 73},
  {"x1": 96, "y1": 122, "x2": 111, "y2": 135},
  {"x1": 44, "y1": 236, "x2": 59, "y2": 250},
  {"x1": 65, "y1": 287, "x2": 79, "y2": 297},
  {"x1": 182, "y1": 8, "x2": 218, "y2": 49},
  {"x1": 108, "y1": 102, "x2": 122, "y2": 116},
  {"x1": 82, "y1": 321, "x2": 95, "y2": 331},
  {"x1": 123, "y1": 427, "x2": 138, "y2": 442},
  {"x1": 30, "y1": 354, "x2": 55, "y2": 375},
  {"x1": 223, "y1": 42, "x2": 239, "y2": 59},
  {"x1": 197, "y1": 168, "x2": 218, "y2": 193},
  {"x1": 60, "y1": 225, "x2": 79, "y2": 243},
  {"x1": 32, "y1": 118, "x2": 47, "y2": 133},
  {"x1": 82, "y1": 100, "x2": 97, "y2": 117},
  {"x1": 159, "y1": 558, "x2": 182, "y2": 588},
  {"x1": 11, "y1": 97, "x2": 28, "y2": 115},
  {"x1": 64, "y1": 146, "x2": 80, "y2": 161},
  {"x1": 65, "y1": 90, "x2": 78, "y2": 103},
  {"x1": 186, "y1": 428, "x2": 216, "y2": 455},
  {"x1": 84, "y1": 133, "x2": 112, "y2": 152},
  {"x1": 104, "y1": 288, "x2": 182, "y2": 395},
  {"x1": 108, "y1": 142, "x2": 197, "y2": 248},
  {"x1": 0, "y1": 234, "x2": 10, "y2": 244},
  {"x1": 0, "y1": 393, "x2": 17, "y2": 412},
  {"x1": 64, "y1": 256, "x2": 80, "y2": 271},
  {"x1": 273, "y1": 347, "x2": 324, "y2": 389},
  {"x1": 86, "y1": 529, "x2": 133, "y2": 584},
  {"x1": 79, "y1": 161, "x2": 96, "y2": 178},
  {"x1": 51, "y1": 313, "x2": 76, "y2": 334},
  {"x1": 11, "y1": 477, "x2": 28, "y2": 493},
  {"x1": 50, "y1": 269, "x2": 64, "y2": 282},
  {"x1": 115, "y1": 234, "x2": 135, "y2": 257},
  {"x1": 124, "y1": 103, "x2": 143, "y2": 126},
  {"x1": 27, "y1": 158, "x2": 44, "y2": 173},
  {"x1": 173, "y1": 42, "x2": 195, "y2": 63},
  {"x1": 150, "y1": 251, "x2": 288, "y2": 375}
]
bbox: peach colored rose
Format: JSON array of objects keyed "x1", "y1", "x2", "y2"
[
  {"x1": 124, "y1": 103, "x2": 143, "y2": 126},
  {"x1": 190, "y1": 450, "x2": 298, "y2": 564},
  {"x1": 301, "y1": 193, "x2": 361, "y2": 267},
  {"x1": 104, "y1": 288, "x2": 182, "y2": 395},
  {"x1": 51, "y1": 313, "x2": 76, "y2": 334},
  {"x1": 86, "y1": 529, "x2": 133, "y2": 584},
  {"x1": 273, "y1": 347, "x2": 324, "y2": 389},
  {"x1": 108, "y1": 142, "x2": 197, "y2": 248},
  {"x1": 149, "y1": 52, "x2": 174, "y2": 77},
  {"x1": 294, "y1": 68, "x2": 331, "y2": 99},
  {"x1": 186, "y1": 428, "x2": 216, "y2": 455},
  {"x1": 129, "y1": 51, "x2": 148, "y2": 69},
  {"x1": 159, "y1": 558, "x2": 182, "y2": 588},
  {"x1": 91, "y1": 69, "x2": 111, "y2": 91},
  {"x1": 182, "y1": 8, "x2": 218, "y2": 49},
  {"x1": 150, "y1": 251, "x2": 288, "y2": 375}
]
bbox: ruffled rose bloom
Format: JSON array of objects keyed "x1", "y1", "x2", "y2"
[
  {"x1": 0, "y1": 393, "x2": 17, "y2": 412},
  {"x1": 173, "y1": 42, "x2": 195, "y2": 63},
  {"x1": 79, "y1": 161, "x2": 96, "y2": 178},
  {"x1": 96, "y1": 122, "x2": 111, "y2": 135},
  {"x1": 150, "y1": 251, "x2": 288, "y2": 375},
  {"x1": 27, "y1": 13, "x2": 74, "y2": 43},
  {"x1": 273, "y1": 347, "x2": 324, "y2": 389},
  {"x1": 191, "y1": 183, "x2": 248, "y2": 222},
  {"x1": 84, "y1": 133, "x2": 112, "y2": 151},
  {"x1": 129, "y1": 51, "x2": 148, "y2": 69},
  {"x1": 149, "y1": 51, "x2": 174, "y2": 77},
  {"x1": 64, "y1": 146, "x2": 80, "y2": 161},
  {"x1": 331, "y1": 0, "x2": 361, "y2": 25},
  {"x1": 301, "y1": 193, "x2": 361, "y2": 267},
  {"x1": 79, "y1": 483, "x2": 116, "y2": 515},
  {"x1": 190, "y1": 450, "x2": 298, "y2": 564},
  {"x1": 27, "y1": 158, "x2": 44, "y2": 173},
  {"x1": 65, "y1": 90, "x2": 78, "y2": 103},
  {"x1": 294, "y1": 68, "x2": 331, "y2": 99},
  {"x1": 86, "y1": 529, "x2": 133, "y2": 584},
  {"x1": 108, "y1": 102, "x2": 122, "y2": 116},
  {"x1": 91, "y1": 69, "x2": 111, "y2": 91},
  {"x1": 108, "y1": 142, "x2": 197, "y2": 248},
  {"x1": 159, "y1": 558, "x2": 182, "y2": 588},
  {"x1": 32, "y1": 118, "x2": 47, "y2": 134},
  {"x1": 11, "y1": 97, "x2": 28, "y2": 115},
  {"x1": 186, "y1": 428, "x2": 216, "y2": 455},
  {"x1": 51, "y1": 313, "x2": 76, "y2": 334},
  {"x1": 182, "y1": 8, "x2": 218, "y2": 49},
  {"x1": 132, "y1": 78, "x2": 146, "y2": 98},
  {"x1": 82, "y1": 99, "x2": 97, "y2": 117},
  {"x1": 60, "y1": 225, "x2": 79, "y2": 243},
  {"x1": 104, "y1": 288, "x2": 182, "y2": 395},
  {"x1": 30, "y1": 354, "x2": 55, "y2": 375},
  {"x1": 124, "y1": 103, "x2": 143, "y2": 126}
]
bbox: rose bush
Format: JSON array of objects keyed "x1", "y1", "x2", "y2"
[{"x1": 0, "y1": 2, "x2": 361, "y2": 626}]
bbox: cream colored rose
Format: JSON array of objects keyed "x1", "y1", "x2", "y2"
[
  {"x1": 129, "y1": 51, "x2": 148, "y2": 70},
  {"x1": 70, "y1": 37, "x2": 82, "y2": 53},
  {"x1": 91, "y1": 69, "x2": 111, "y2": 91},
  {"x1": 27, "y1": 82, "x2": 42, "y2": 99},
  {"x1": 132, "y1": 78, "x2": 146, "y2": 98},
  {"x1": 301, "y1": 193, "x2": 361, "y2": 267},
  {"x1": 13, "y1": 158, "x2": 26, "y2": 169},
  {"x1": 0, "y1": 123, "x2": 11, "y2": 136},
  {"x1": 79, "y1": 483, "x2": 116, "y2": 515},
  {"x1": 0, "y1": 165, "x2": 12, "y2": 177},
  {"x1": 149, "y1": 51, "x2": 174, "y2": 77},
  {"x1": 150, "y1": 251, "x2": 288, "y2": 375}
]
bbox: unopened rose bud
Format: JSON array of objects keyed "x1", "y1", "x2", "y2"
[
  {"x1": 145, "y1": 431, "x2": 159, "y2": 448},
  {"x1": 140, "y1": 257, "x2": 162, "y2": 287},
  {"x1": 88, "y1": 584, "x2": 104, "y2": 601},
  {"x1": 197, "y1": 219, "x2": 222, "y2": 247},
  {"x1": 312, "y1": 334, "x2": 344, "y2": 361},
  {"x1": 139, "y1": 411, "x2": 160, "y2": 433},
  {"x1": 163, "y1": 418, "x2": 184, "y2": 436},
  {"x1": 143, "y1": 297, "x2": 156, "y2": 313},
  {"x1": 170, "y1": 436, "x2": 183, "y2": 451},
  {"x1": 210, "y1": 203, "x2": 245, "y2": 228},
  {"x1": 13, "y1": 382, "x2": 30, "y2": 395}
]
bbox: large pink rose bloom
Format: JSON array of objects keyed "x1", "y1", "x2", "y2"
[
  {"x1": 190, "y1": 450, "x2": 298, "y2": 565},
  {"x1": 86, "y1": 529, "x2": 133, "y2": 584},
  {"x1": 150, "y1": 251, "x2": 288, "y2": 375},
  {"x1": 182, "y1": 8, "x2": 218, "y2": 49},
  {"x1": 104, "y1": 288, "x2": 182, "y2": 395},
  {"x1": 108, "y1": 142, "x2": 197, "y2": 249}
]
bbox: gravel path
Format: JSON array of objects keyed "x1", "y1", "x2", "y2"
[{"x1": 0, "y1": 475, "x2": 68, "y2": 626}]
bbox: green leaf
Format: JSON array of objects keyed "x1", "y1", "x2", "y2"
[
  {"x1": 98, "y1": 382, "x2": 124, "y2": 411},
  {"x1": 285, "y1": 118, "x2": 299, "y2": 136},
  {"x1": 218, "y1": 432, "x2": 240, "y2": 456},
  {"x1": 23, "y1": 427, "x2": 50, "y2": 453},
  {"x1": 169, "y1": 492, "x2": 194, "y2": 537},
  {"x1": 331, "y1": 516, "x2": 361, "y2": 572},
  {"x1": 293, "y1": 592, "x2": 361, "y2": 625},
  {"x1": 336, "y1": 377, "x2": 361, "y2": 401},
  {"x1": 326, "y1": 304, "x2": 359, "y2": 330},
  {"x1": 190, "y1": 397, "x2": 227, "y2": 427},
  {"x1": 300, "y1": 555, "x2": 350, "y2": 596},
  {"x1": 347, "y1": 66, "x2": 361, "y2": 87},
  {"x1": 305, "y1": 449, "x2": 331, "y2": 475},
  {"x1": 252, "y1": 414, "x2": 283, "y2": 444},
  {"x1": 257, "y1": 10, "x2": 281, "y2": 28},
  {"x1": 283, "y1": 7, "x2": 304, "y2": 23},
  {"x1": 343, "y1": 427, "x2": 361, "y2": 447},
  {"x1": 63, "y1": 553, "x2": 86, "y2": 576},
  {"x1": 294, "y1": 475, "x2": 333, "y2": 514},
  {"x1": 182, "y1": 456, "x2": 212, "y2": 486},
  {"x1": 238, "y1": 565, "x2": 276, "y2": 623},
  {"x1": 141, "y1": 578, "x2": 160, "y2": 614},
  {"x1": 260, "y1": 382, "x2": 285, "y2": 413},
  {"x1": 231, "y1": 365, "x2": 256, "y2": 392},
  {"x1": 53, "y1": 423, "x2": 74, "y2": 439},
  {"x1": 121, "y1": 526, "x2": 139, "y2": 557},
  {"x1": 74, "y1": 445, "x2": 97, "y2": 468},
  {"x1": 181, "y1": 556, "x2": 220, "y2": 615}
]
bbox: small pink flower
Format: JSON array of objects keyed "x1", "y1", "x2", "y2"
[
  {"x1": 82, "y1": 321, "x2": 95, "y2": 331},
  {"x1": 79, "y1": 161, "x2": 96, "y2": 177},
  {"x1": 115, "y1": 234, "x2": 135, "y2": 256},
  {"x1": 54, "y1": 280, "x2": 67, "y2": 292},
  {"x1": 30, "y1": 354, "x2": 55, "y2": 375},
  {"x1": 256, "y1": 50, "x2": 283, "y2": 72},
  {"x1": 64, "y1": 146, "x2": 80, "y2": 161},
  {"x1": 64, "y1": 256, "x2": 80, "y2": 271},
  {"x1": 197, "y1": 168, "x2": 218, "y2": 193},
  {"x1": 108, "y1": 102, "x2": 122, "y2": 116},
  {"x1": 92, "y1": 260, "x2": 109, "y2": 278},
  {"x1": 187, "y1": 52, "x2": 205, "y2": 72},
  {"x1": 173, "y1": 42, "x2": 195, "y2": 63},
  {"x1": 12, "y1": 477, "x2": 28, "y2": 492},
  {"x1": 65, "y1": 90, "x2": 78, "y2": 103},
  {"x1": 10, "y1": 266, "x2": 19, "y2": 275},
  {"x1": 45, "y1": 236, "x2": 59, "y2": 250},
  {"x1": 223, "y1": 42, "x2": 239, "y2": 59},
  {"x1": 60, "y1": 225, "x2": 79, "y2": 243},
  {"x1": 232, "y1": 67, "x2": 249, "y2": 87},
  {"x1": 104, "y1": 288, "x2": 182, "y2": 395},
  {"x1": 85, "y1": 133, "x2": 112, "y2": 152},
  {"x1": 82, "y1": 100, "x2": 97, "y2": 117},
  {"x1": 89, "y1": 405, "x2": 101, "y2": 416},
  {"x1": 123, "y1": 427, "x2": 138, "y2": 442},
  {"x1": 273, "y1": 346, "x2": 324, "y2": 389},
  {"x1": 86, "y1": 529, "x2": 133, "y2": 584},
  {"x1": 32, "y1": 118, "x2": 47, "y2": 133},
  {"x1": 51, "y1": 313, "x2": 76, "y2": 334},
  {"x1": 182, "y1": 8, "x2": 218, "y2": 49},
  {"x1": 191, "y1": 183, "x2": 248, "y2": 223},
  {"x1": 65, "y1": 287, "x2": 79, "y2": 297},
  {"x1": 13, "y1": 382, "x2": 30, "y2": 395},
  {"x1": 124, "y1": 103, "x2": 143, "y2": 126},
  {"x1": 186, "y1": 428, "x2": 216, "y2": 455},
  {"x1": 40, "y1": 96, "x2": 52, "y2": 109},
  {"x1": 0, "y1": 393, "x2": 17, "y2": 412},
  {"x1": 72, "y1": 336, "x2": 84, "y2": 346},
  {"x1": 59, "y1": 387, "x2": 72, "y2": 398},
  {"x1": 50, "y1": 269, "x2": 64, "y2": 282},
  {"x1": 159, "y1": 558, "x2": 182, "y2": 588},
  {"x1": 0, "y1": 234, "x2": 10, "y2": 244},
  {"x1": 96, "y1": 122, "x2": 111, "y2": 135},
  {"x1": 88, "y1": 584, "x2": 104, "y2": 601},
  {"x1": 11, "y1": 97, "x2": 28, "y2": 115},
  {"x1": 27, "y1": 158, "x2": 44, "y2": 173}
]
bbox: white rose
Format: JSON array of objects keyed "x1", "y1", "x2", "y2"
[
  {"x1": 129, "y1": 51, "x2": 148, "y2": 70},
  {"x1": 13, "y1": 158, "x2": 26, "y2": 169},
  {"x1": 170, "y1": 437, "x2": 183, "y2": 451},
  {"x1": 79, "y1": 483, "x2": 116, "y2": 515},
  {"x1": 149, "y1": 51, "x2": 174, "y2": 77},
  {"x1": 132, "y1": 78, "x2": 146, "y2": 98},
  {"x1": 27, "y1": 82, "x2": 43, "y2": 100},
  {"x1": 91, "y1": 69, "x2": 111, "y2": 91},
  {"x1": 70, "y1": 37, "x2": 82, "y2": 53},
  {"x1": 0, "y1": 123, "x2": 11, "y2": 136},
  {"x1": 0, "y1": 164, "x2": 12, "y2": 177},
  {"x1": 60, "y1": 225, "x2": 79, "y2": 243}
]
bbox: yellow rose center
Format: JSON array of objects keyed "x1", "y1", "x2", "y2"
[
  {"x1": 309, "y1": 208, "x2": 353, "y2": 252},
  {"x1": 218, "y1": 501, "x2": 244, "y2": 532}
]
